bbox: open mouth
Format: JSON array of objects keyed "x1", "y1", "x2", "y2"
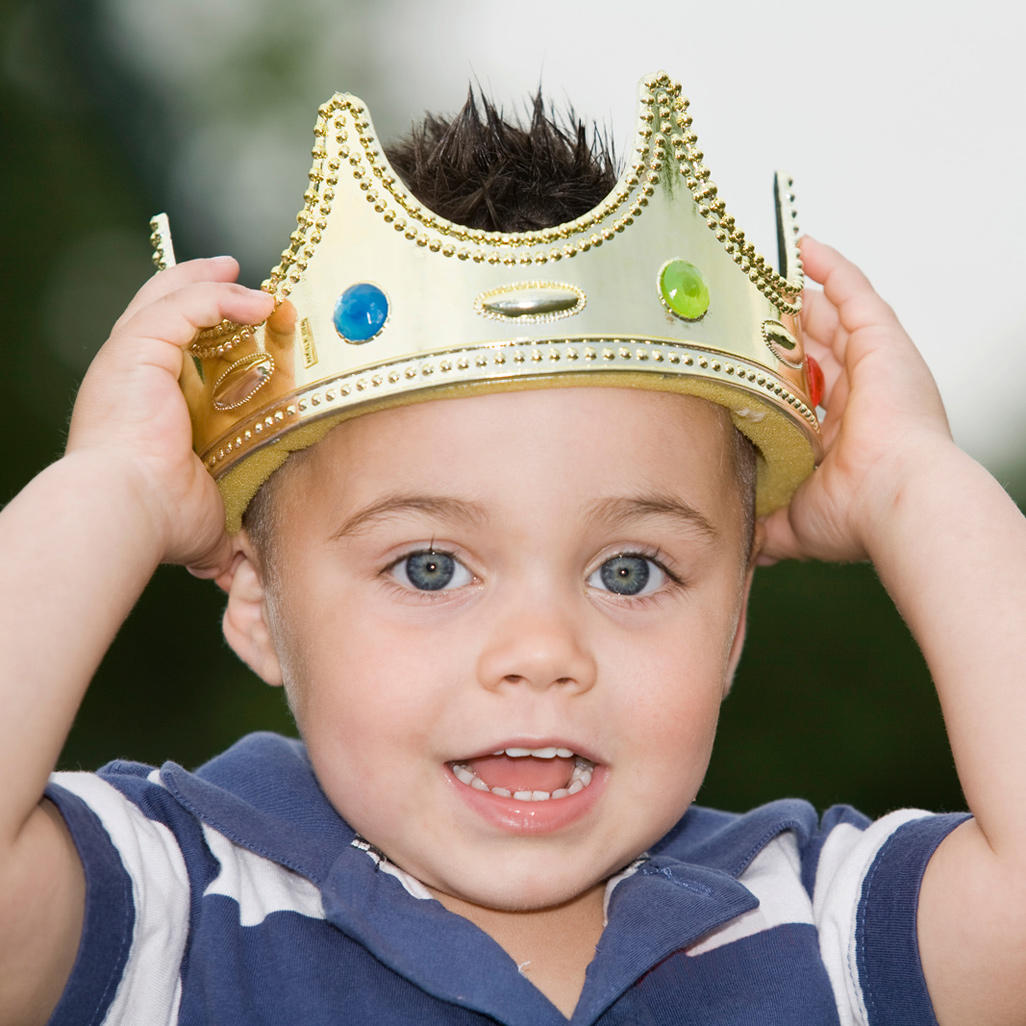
[{"x1": 449, "y1": 746, "x2": 595, "y2": 802}]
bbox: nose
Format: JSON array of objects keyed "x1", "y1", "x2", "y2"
[{"x1": 475, "y1": 589, "x2": 598, "y2": 695}]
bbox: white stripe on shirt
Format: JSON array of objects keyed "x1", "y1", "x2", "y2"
[{"x1": 51, "y1": 771, "x2": 189, "y2": 1026}]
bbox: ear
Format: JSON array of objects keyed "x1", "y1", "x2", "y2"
[
  {"x1": 220, "y1": 535, "x2": 284, "y2": 687},
  {"x1": 724, "y1": 521, "x2": 765, "y2": 690}
]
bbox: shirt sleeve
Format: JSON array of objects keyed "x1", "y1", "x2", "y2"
[
  {"x1": 809, "y1": 806, "x2": 970, "y2": 1026},
  {"x1": 44, "y1": 769, "x2": 193, "y2": 1026}
]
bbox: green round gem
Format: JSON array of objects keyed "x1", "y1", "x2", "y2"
[{"x1": 660, "y1": 259, "x2": 710, "y2": 321}]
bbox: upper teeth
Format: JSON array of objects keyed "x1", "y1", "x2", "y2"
[{"x1": 492, "y1": 746, "x2": 575, "y2": 759}]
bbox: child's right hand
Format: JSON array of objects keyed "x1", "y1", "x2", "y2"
[{"x1": 65, "y1": 257, "x2": 274, "y2": 581}]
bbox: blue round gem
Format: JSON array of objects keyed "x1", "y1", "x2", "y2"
[{"x1": 333, "y1": 282, "x2": 388, "y2": 342}]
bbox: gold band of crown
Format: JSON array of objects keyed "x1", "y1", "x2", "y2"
[{"x1": 156, "y1": 72, "x2": 821, "y2": 533}]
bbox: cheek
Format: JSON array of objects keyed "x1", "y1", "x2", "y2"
[
  {"x1": 603, "y1": 612, "x2": 733, "y2": 765},
  {"x1": 621, "y1": 665, "x2": 723, "y2": 768},
  {"x1": 282, "y1": 602, "x2": 466, "y2": 749}
]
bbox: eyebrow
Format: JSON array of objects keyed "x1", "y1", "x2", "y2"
[
  {"x1": 585, "y1": 494, "x2": 718, "y2": 540},
  {"x1": 330, "y1": 494, "x2": 488, "y2": 540}
]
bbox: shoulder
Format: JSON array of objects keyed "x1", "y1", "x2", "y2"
[
  {"x1": 652, "y1": 800, "x2": 967, "y2": 1024},
  {"x1": 656, "y1": 799, "x2": 867, "y2": 876},
  {"x1": 660, "y1": 799, "x2": 965, "y2": 887},
  {"x1": 43, "y1": 733, "x2": 328, "y2": 1026},
  {"x1": 47, "y1": 730, "x2": 324, "y2": 897}
]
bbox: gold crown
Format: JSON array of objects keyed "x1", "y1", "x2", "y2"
[{"x1": 152, "y1": 71, "x2": 822, "y2": 533}]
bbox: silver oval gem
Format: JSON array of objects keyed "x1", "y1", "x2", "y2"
[
  {"x1": 211, "y1": 353, "x2": 275, "y2": 411},
  {"x1": 476, "y1": 283, "x2": 585, "y2": 322},
  {"x1": 761, "y1": 319, "x2": 803, "y2": 369}
]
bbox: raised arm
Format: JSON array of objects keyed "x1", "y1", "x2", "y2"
[
  {"x1": 761, "y1": 237, "x2": 1026, "y2": 1025},
  {"x1": 0, "y1": 258, "x2": 272, "y2": 1025}
]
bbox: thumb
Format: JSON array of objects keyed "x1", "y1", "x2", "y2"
[
  {"x1": 185, "y1": 530, "x2": 237, "y2": 585},
  {"x1": 756, "y1": 506, "x2": 805, "y2": 565}
]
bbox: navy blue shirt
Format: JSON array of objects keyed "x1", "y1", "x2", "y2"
[{"x1": 46, "y1": 733, "x2": 965, "y2": 1024}]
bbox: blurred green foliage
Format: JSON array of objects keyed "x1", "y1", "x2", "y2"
[{"x1": 4, "y1": 3, "x2": 1019, "y2": 822}]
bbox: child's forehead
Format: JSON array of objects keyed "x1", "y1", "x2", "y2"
[
  {"x1": 277, "y1": 387, "x2": 739, "y2": 518},
  {"x1": 307, "y1": 387, "x2": 731, "y2": 465}
]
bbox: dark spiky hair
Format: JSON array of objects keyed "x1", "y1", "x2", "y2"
[{"x1": 384, "y1": 89, "x2": 619, "y2": 232}]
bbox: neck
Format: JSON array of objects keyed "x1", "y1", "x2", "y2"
[{"x1": 428, "y1": 883, "x2": 607, "y2": 1019}]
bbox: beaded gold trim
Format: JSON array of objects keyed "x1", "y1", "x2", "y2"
[
  {"x1": 201, "y1": 336, "x2": 816, "y2": 474},
  {"x1": 190, "y1": 320, "x2": 256, "y2": 359}
]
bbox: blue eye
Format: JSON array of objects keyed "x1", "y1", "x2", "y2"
[
  {"x1": 392, "y1": 551, "x2": 472, "y2": 592},
  {"x1": 588, "y1": 554, "x2": 666, "y2": 597}
]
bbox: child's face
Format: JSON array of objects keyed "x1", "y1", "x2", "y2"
[{"x1": 250, "y1": 388, "x2": 754, "y2": 915}]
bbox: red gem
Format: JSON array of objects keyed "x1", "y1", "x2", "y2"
[{"x1": 806, "y1": 355, "x2": 825, "y2": 408}]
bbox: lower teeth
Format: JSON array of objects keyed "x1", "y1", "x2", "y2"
[{"x1": 452, "y1": 757, "x2": 594, "y2": 801}]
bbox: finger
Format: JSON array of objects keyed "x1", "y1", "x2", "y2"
[
  {"x1": 114, "y1": 256, "x2": 242, "y2": 330},
  {"x1": 800, "y1": 288, "x2": 843, "y2": 350},
  {"x1": 188, "y1": 534, "x2": 246, "y2": 590},
  {"x1": 803, "y1": 334, "x2": 841, "y2": 380},
  {"x1": 802, "y1": 336, "x2": 843, "y2": 408},
  {"x1": 757, "y1": 508, "x2": 804, "y2": 564},
  {"x1": 186, "y1": 531, "x2": 237, "y2": 582},
  {"x1": 113, "y1": 281, "x2": 274, "y2": 361},
  {"x1": 818, "y1": 374, "x2": 849, "y2": 440},
  {"x1": 265, "y1": 299, "x2": 297, "y2": 382},
  {"x1": 179, "y1": 351, "x2": 205, "y2": 409},
  {"x1": 799, "y1": 236, "x2": 899, "y2": 336}
]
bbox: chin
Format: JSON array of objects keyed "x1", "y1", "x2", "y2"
[{"x1": 427, "y1": 858, "x2": 617, "y2": 916}]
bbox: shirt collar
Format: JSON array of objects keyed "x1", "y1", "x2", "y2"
[{"x1": 161, "y1": 733, "x2": 807, "y2": 1024}]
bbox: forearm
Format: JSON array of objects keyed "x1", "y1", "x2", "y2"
[
  {"x1": 862, "y1": 439, "x2": 1026, "y2": 857},
  {"x1": 0, "y1": 453, "x2": 163, "y2": 845}
]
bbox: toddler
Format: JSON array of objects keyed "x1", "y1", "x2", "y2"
[{"x1": 1, "y1": 74, "x2": 1024, "y2": 1025}]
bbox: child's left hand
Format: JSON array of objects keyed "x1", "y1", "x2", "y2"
[{"x1": 758, "y1": 236, "x2": 953, "y2": 564}]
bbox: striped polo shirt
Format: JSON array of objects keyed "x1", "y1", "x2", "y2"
[{"x1": 45, "y1": 732, "x2": 964, "y2": 1025}]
